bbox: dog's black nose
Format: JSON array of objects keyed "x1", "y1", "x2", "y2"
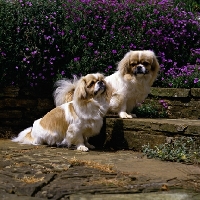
[
  {"x1": 135, "y1": 65, "x2": 146, "y2": 75},
  {"x1": 98, "y1": 81, "x2": 104, "y2": 86},
  {"x1": 137, "y1": 65, "x2": 143, "y2": 70}
]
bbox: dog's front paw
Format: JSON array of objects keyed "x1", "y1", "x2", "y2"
[
  {"x1": 119, "y1": 112, "x2": 133, "y2": 119},
  {"x1": 131, "y1": 113, "x2": 137, "y2": 118},
  {"x1": 77, "y1": 145, "x2": 89, "y2": 152},
  {"x1": 87, "y1": 143, "x2": 95, "y2": 149},
  {"x1": 85, "y1": 142, "x2": 95, "y2": 149}
]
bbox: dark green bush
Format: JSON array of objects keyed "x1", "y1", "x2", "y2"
[
  {"x1": 0, "y1": 0, "x2": 199, "y2": 88},
  {"x1": 132, "y1": 101, "x2": 168, "y2": 118}
]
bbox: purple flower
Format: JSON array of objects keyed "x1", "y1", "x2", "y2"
[
  {"x1": 44, "y1": 35, "x2": 51, "y2": 40},
  {"x1": 163, "y1": 102, "x2": 168, "y2": 108},
  {"x1": 112, "y1": 50, "x2": 117, "y2": 54},
  {"x1": 80, "y1": 35, "x2": 86, "y2": 39},
  {"x1": 58, "y1": 31, "x2": 65, "y2": 36},
  {"x1": 1, "y1": 52, "x2": 6, "y2": 56},
  {"x1": 194, "y1": 78, "x2": 199, "y2": 84},
  {"x1": 102, "y1": 25, "x2": 106, "y2": 30},
  {"x1": 74, "y1": 57, "x2": 80, "y2": 62},
  {"x1": 31, "y1": 50, "x2": 37, "y2": 56},
  {"x1": 61, "y1": 71, "x2": 65, "y2": 75},
  {"x1": 159, "y1": 100, "x2": 168, "y2": 109},
  {"x1": 88, "y1": 42, "x2": 93, "y2": 47},
  {"x1": 130, "y1": 43, "x2": 136, "y2": 49},
  {"x1": 94, "y1": 50, "x2": 99, "y2": 55},
  {"x1": 16, "y1": 26, "x2": 20, "y2": 33}
]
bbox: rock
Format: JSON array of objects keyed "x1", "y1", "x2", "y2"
[{"x1": 0, "y1": 139, "x2": 199, "y2": 200}]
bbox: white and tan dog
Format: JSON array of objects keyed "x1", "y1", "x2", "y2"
[
  {"x1": 105, "y1": 50, "x2": 160, "y2": 118},
  {"x1": 53, "y1": 50, "x2": 160, "y2": 118},
  {"x1": 12, "y1": 73, "x2": 110, "y2": 151}
]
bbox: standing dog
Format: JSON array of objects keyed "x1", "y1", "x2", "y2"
[
  {"x1": 53, "y1": 50, "x2": 160, "y2": 118},
  {"x1": 12, "y1": 73, "x2": 110, "y2": 151}
]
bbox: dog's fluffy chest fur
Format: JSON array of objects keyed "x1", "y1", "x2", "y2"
[{"x1": 106, "y1": 71, "x2": 152, "y2": 113}]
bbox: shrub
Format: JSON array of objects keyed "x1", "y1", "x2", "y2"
[
  {"x1": 142, "y1": 136, "x2": 200, "y2": 164},
  {"x1": 0, "y1": 0, "x2": 199, "y2": 88},
  {"x1": 132, "y1": 100, "x2": 169, "y2": 118}
]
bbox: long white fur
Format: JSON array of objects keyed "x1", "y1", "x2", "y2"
[
  {"x1": 105, "y1": 50, "x2": 158, "y2": 118},
  {"x1": 12, "y1": 74, "x2": 109, "y2": 151},
  {"x1": 53, "y1": 77, "x2": 78, "y2": 106},
  {"x1": 12, "y1": 127, "x2": 33, "y2": 144}
]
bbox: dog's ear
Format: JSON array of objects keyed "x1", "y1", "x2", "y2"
[
  {"x1": 117, "y1": 52, "x2": 131, "y2": 76},
  {"x1": 74, "y1": 77, "x2": 87, "y2": 100},
  {"x1": 96, "y1": 72, "x2": 105, "y2": 80},
  {"x1": 150, "y1": 55, "x2": 160, "y2": 85},
  {"x1": 104, "y1": 82, "x2": 113, "y2": 103},
  {"x1": 152, "y1": 55, "x2": 160, "y2": 72}
]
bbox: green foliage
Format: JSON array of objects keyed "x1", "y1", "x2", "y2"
[
  {"x1": 142, "y1": 137, "x2": 200, "y2": 164},
  {"x1": 174, "y1": 0, "x2": 200, "y2": 12},
  {"x1": 0, "y1": 0, "x2": 199, "y2": 88},
  {"x1": 133, "y1": 102, "x2": 168, "y2": 118}
]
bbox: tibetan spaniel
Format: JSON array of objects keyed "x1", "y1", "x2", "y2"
[
  {"x1": 12, "y1": 73, "x2": 110, "y2": 151},
  {"x1": 53, "y1": 50, "x2": 160, "y2": 118}
]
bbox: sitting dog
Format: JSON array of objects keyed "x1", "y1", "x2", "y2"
[{"x1": 12, "y1": 73, "x2": 110, "y2": 151}]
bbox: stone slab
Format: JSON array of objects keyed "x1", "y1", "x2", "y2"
[
  {"x1": 0, "y1": 139, "x2": 199, "y2": 200},
  {"x1": 150, "y1": 88, "x2": 190, "y2": 97},
  {"x1": 102, "y1": 118, "x2": 200, "y2": 150},
  {"x1": 70, "y1": 192, "x2": 200, "y2": 200}
]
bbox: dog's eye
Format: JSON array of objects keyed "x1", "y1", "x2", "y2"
[
  {"x1": 87, "y1": 81, "x2": 95, "y2": 88},
  {"x1": 130, "y1": 63, "x2": 136, "y2": 67},
  {"x1": 143, "y1": 61, "x2": 149, "y2": 66}
]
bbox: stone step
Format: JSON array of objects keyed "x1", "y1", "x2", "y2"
[{"x1": 91, "y1": 118, "x2": 200, "y2": 151}]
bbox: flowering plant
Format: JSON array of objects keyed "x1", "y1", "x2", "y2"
[
  {"x1": 0, "y1": 0, "x2": 199, "y2": 88},
  {"x1": 142, "y1": 136, "x2": 200, "y2": 164}
]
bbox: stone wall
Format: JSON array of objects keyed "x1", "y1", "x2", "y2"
[
  {"x1": 0, "y1": 86, "x2": 200, "y2": 139},
  {"x1": 147, "y1": 88, "x2": 200, "y2": 119},
  {"x1": 100, "y1": 118, "x2": 200, "y2": 151},
  {"x1": 0, "y1": 86, "x2": 54, "y2": 138}
]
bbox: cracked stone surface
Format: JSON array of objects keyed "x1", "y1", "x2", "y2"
[{"x1": 0, "y1": 140, "x2": 200, "y2": 200}]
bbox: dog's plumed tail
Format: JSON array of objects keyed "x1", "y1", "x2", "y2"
[
  {"x1": 53, "y1": 77, "x2": 78, "y2": 106},
  {"x1": 12, "y1": 127, "x2": 33, "y2": 144}
]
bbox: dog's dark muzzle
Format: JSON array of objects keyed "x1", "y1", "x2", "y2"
[
  {"x1": 98, "y1": 80, "x2": 105, "y2": 88},
  {"x1": 94, "y1": 81, "x2": 106, "y2": 95},
  {"x1": 135, "y1": 65, "x2": 149, "y2": 75}
]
